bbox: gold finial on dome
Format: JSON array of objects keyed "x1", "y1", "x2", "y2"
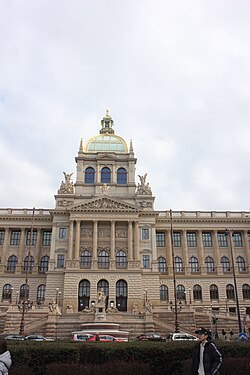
[{"x1": 105, "y1": 109, "x2": 111, "y2": 118}]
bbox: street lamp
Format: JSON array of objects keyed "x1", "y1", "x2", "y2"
[
  {"x1": 16, "y1": 291, "x2": 19, "y2": 305},
  {"x1": 19, "y1": 207, "x2": 35, "y2": 335},
  {"x1": 55, "y1": 288, "x2": 60, "y2": 304},
  {"x1": 225, "y1": 229, "x2": 242, "y2": 333},
  {"x1": 170, "y1": 209, "x2": 180, "y2": 333},
  {"x1": 224, "y1": 297, "x2": 228, "y2": 313},
  {"x1": 189, "y1": 288, "x2": 192, "y2": 305},
  {"x1": 10, "y1": 287, "x2": 14, "y2": 304}
]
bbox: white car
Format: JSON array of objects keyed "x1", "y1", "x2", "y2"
[{"x1": 166, "y1": 333, "x2": 199, "y2": 341}]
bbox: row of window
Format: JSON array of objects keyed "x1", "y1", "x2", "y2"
[
  {"x1": 5, "y1": 252, "x2": 248, "y2": 273},
  {"x1": 3, "y1": 282, "x2": 249, "y2": 308},
  {"x1": 156, "y1": 231, "x2": 250, "y2": 248},
  {"x1": 157, "y1": 255, "x2": 247, "y2": 273},
  {"x1": 160, "y1": 284, "x2": 250, "y2": 301},
  {"x1": 85, "y1": 167, "x2": 127, "y2": 184},
  {"x1": 0, "y1": 230, "x2": 52, "y2": 246}
]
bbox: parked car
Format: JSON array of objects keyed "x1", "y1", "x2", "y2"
[
  {"x1": 166, "y1": 332, "x2": 199, "y2": 341},
  {"x1": 71, "y1": 333, "x2": 95, "y2": 342},
  {"x1": 135, "y1": 333, "x2": 165, "y2": 342},
  {"x1": 25, "y1": 335, "x2": 52, "y2": 341},
  {"x1": 4, "y1": 334, "x2": 25, "y2": 341},
  {"x1": 98, "y1": 335, "x2": 117, "y2": 342}
]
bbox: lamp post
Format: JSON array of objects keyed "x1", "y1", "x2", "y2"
[
  {"x1": 225, "y1": 229, "x2": 242, "y2": 333},
  {"x1": 10, "y1": 287, "x2": 14, "y2": 304},
  {"x1": 189, "y1": 288, "x2": 192, "y2": 305},
  {"x1": 19, "y1": 207, "x2": 35, "y2": 335},
  {"x1": 170, "y1": 209, "x2": 180, "y2": 333},
  {"x1": 16, "y1": 291, "x2": 19, "y2": 305},
  {"x1": 225, "y1": 297, "x2": 228, "y2": 314}
]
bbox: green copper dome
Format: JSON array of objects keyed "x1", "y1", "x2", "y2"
[{"x1": 85, "y1": 134, "x2": 128, "y2": 153}]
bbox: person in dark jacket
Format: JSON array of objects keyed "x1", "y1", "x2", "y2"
[
  {"x1": 0, "y1": 339, "x2": 12, "y2": 375},
  {"x1": 191, "y1": 328, "x2": 222, "y2": 375}
]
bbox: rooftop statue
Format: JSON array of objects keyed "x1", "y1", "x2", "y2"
[
  {"x1": 58, "y1": 172, "x2": 74, "y2": 194},
  {"x1": 136, "y1": 173, "x2": 152, "y2": 195}
]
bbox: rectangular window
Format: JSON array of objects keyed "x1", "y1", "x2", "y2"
[
  {"x1": 217, "y1": 232, "x2": 227, "y2": 247},
  {"x1": 233, "y1": 232, "x2": 242, "y2": 247},
  {"x1": 142, "y1": 255, "x2": 150, "y2": 269},
  {"x1": 173, "y1": 232, "x2": 181, "y2": 247},
  {"x1": 141, "y1": 228, "x2": 149, "y2": 240},
  {"x1": 10, "y1": 230, "x2": 21, "y2": 245},
  {"x1": 0, "y1": 230, "x2": 4, "y2": 245},
  {"x1": 156, "y1": 232, "x2": 165, "y2": 247},
  {"x1": 26, "y1": 230, "x2": 37, "y2": 246},
  {"x1": 202, "y1": 232, "x2": 212, "y2": 247},
  {"x1": 187, "y1": 232, "x2": 197, "y2": 247},
  {"x1": 57, "y1": 254, "x2": 65, "y2": 268},
  {"x1": 59, "y1": 227, "x2": 67, "y2": 239},
  {"x1": 42, "y1": 231, "x2": 52, "y2": 246}
]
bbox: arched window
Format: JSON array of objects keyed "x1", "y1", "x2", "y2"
[
  {"x1": 78, "y1": 279, "x2": 90, "y2": 311},
  {"x1": 176, "y1": 285, "x2": 185, "y2": 300},
  {"x1": 37, "y1": 284, "x2": 46, "y2": 304},
  {"x1": 210, "y1": 284, "x2": 219, "y2": 300},
  {"x1": 98, "y1": 250, "x2": 110, "y2": 269},
  {"x1": 158, "y1": 257, "x2": 167, "y2": 272},
  {"x1": 80, "y1": 250, "x2": 92, "y2": 268},
  {"x1": 20, "y1": 284, "x2": 30, "y2": 300},
  {"x1": 236, "y1": 256, "x2": 246, "y2": 272},
  {"x1": 226, "y1": 284, "x2": 235, "y2": 300},
  {"x1": 116, "y1": 280, "x2": 127, "y2": 311},
  {"x1": 189, "y1": 256, "x2": 199, "y2": 273},
  {"x1": 101, "y1": 167, "x2": 111, "y2": 183},
  {"x1": 242, "y1": 284, "x2": 250, "y2": 299},
  {"x1": 7, "y1": 255, "x2": 17, "y2": 271},
  {"x1": 174, "y1": 256, "x2": 183, "y2": 273},
  {"x1": 2, "y1": 284, "x2": 13, "y2": 301},
  {"x1": 160, "y1": 285, "x2": 168, "y2": 301},
  {"x1": 98, "y1": 279, "x2": 109, "y2": 306},
  {"x1": 205, "y1": 256, "x2": 215, "y2": 272},
  {"x1": 221, "y1": 256, "x2": 230, "y2": 272},
  {"x1": 23, "y1": 255, "x2": 34, "y2": 272},
  {"x1": 117, "y1": 168, "x2": 127, "y2": 184},
  {"x1": 193, "y1": 284, "x2": 202, "y2": 300},
  {"x1": 116, "y1": 250, "x2": 127, "y2": 269},
  {"x1": 40, "y1": 255, "x2": 49, "y2": 272},
  {"x1": 85, "y1": 167, "x2": 95, "y2": 184}
]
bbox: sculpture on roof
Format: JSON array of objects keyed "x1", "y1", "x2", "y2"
[
  {"x1": 136, "y1": 173, "x2": 152, "y2": 195},
  {"x1": 58, "y1": 172, "x2": 74, "y2": 194}
]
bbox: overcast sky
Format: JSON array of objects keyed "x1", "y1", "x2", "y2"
[{"x1": 0, "y1": 0, "x2": 250, "y2": 212}]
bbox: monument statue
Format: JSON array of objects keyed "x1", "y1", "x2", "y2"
[
  {"x1": 58, "y1": 172, "x2": 74, "y2": 194},
  {"x1": 136, "y1": 173, "x2": 152, "y2": 195}
]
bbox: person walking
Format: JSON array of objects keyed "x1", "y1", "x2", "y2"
[
  {"x1": 0, "y1": 339, "x2": 12, "y2": 375},
  {"x1": 191, "y1": 327, "x2": 222, "y2": 375}
]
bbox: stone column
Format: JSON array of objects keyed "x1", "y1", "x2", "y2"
[
  {"x1": 243, "y1": 230, "x2": 250, "y2": 269},
  {"x1": 151, "y1": 225, "x2": 158, "y2": 271},
  {"x1": 134, "y1": 221, "x2": 140, "y2": 263},
  {"x1": 1, "y1": 227, "x2": 10, "y2": 266},
  {"x1": 110, "y1": 221, "x2": 115, "y2": 269},
  {"x1": 182, "y1": 230, "x2": 189, "y2": 274},
  {"x1": 74, "y1": 220, "x2": 81, "y2": 260},
  {"x1": 212, "y1": 230, "x2": 223, "y2": 275},
  {"x1": 128, "y1": 221, "x2": 133, "y2": 268},
  {"x1": 197, "y1": 230, "x2": 205, "y2": 274},
  {"x1": 92, "y1": 220, "x2": 98, "y2": 269},
  {"x1": 67, "y1": 220, "x2": 74, "y2": 260},
  {"x1": 166, "y1": 230, "x2": 173, "y2": 275}
]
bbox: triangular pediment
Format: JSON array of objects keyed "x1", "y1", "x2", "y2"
[{"x1": 70, "y1": 197, "x2": 139, "y2": 213}]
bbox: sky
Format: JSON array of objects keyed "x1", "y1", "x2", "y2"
[{"x1": 0, "y1": 0, "x2": 250, "y2": 212}]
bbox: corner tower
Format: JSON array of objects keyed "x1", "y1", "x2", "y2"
[{"x1": 74, "y1": 111, "x2": 137, "y2": 201}]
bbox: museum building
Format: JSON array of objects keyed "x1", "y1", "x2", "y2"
[{"x1": 0, "y1": 112, "x2": 249, "y2": 336}]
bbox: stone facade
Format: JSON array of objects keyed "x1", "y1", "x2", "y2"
[{"x1": 0, "y1": 112, "x2": 249, "y2": 332}]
